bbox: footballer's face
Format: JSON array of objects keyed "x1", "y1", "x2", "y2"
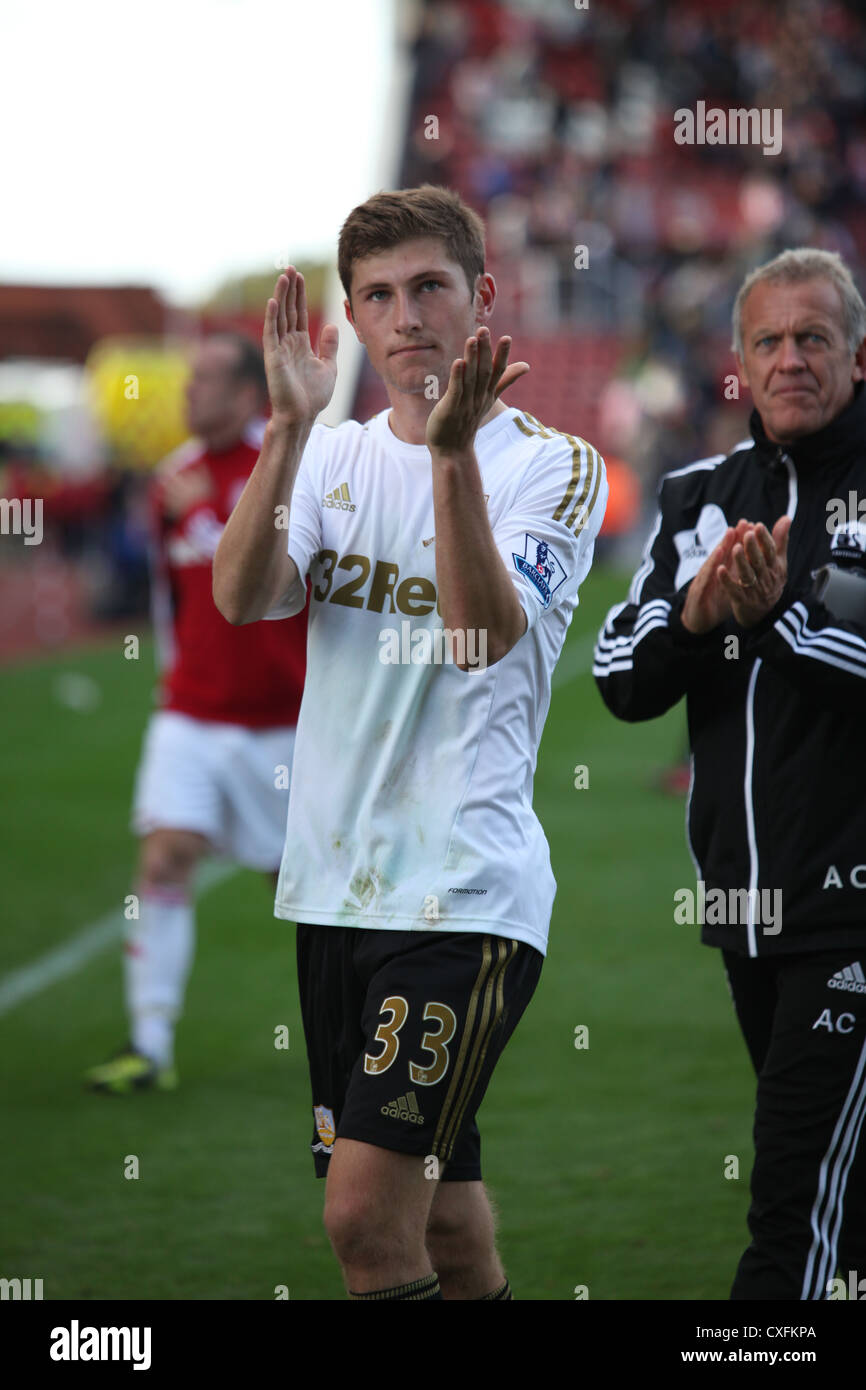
[
  {"x1": 185, "y1": 339, "x2": 250, "y2": 442},
  {"x1": 737, "y1": 277, "x2": 866, "y2": 444},
  {"x1": 345, "y1": 237, "x2": 493, "y2": 399}
]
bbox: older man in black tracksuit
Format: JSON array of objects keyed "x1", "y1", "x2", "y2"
[{"x1": 594, "y1": 248, "x2": 866, "y2": 1301}]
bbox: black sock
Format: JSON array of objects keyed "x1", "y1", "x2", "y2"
[
  {"x1": 477, "y1": 1280, "x2": 512, "y2": 1300},
  {"x1": 348, "y1": 1272, "x2": 443, "y2": 1300}
]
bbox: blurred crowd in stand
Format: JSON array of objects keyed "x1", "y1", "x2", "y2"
[
  {"x1": 398, "y1": 0, "x2": 866, "y2": 496},
  {"x1": 0, "y1": 441, "x2": 151, "y2": 635},
  {"x1": 6, "y1": 0, "x2": 866, "y2": 653}
]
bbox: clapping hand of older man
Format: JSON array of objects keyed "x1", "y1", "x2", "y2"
[
  {"x1": 717, "y1": 515, "x2": 792, "y2": 628},
  {"x1": 682, "y1": 516, "x2": 792, "y2": 632}
]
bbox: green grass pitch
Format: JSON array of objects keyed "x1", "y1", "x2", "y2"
[{"x1": 0, "y1": 566, "x2": 755, "y2": 1300}]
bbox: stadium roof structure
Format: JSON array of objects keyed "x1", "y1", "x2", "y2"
[{"x1": 0, "y1": 285, "x2": 184, "y2": 364}]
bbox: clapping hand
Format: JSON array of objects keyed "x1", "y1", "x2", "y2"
[{"x1": 426, "y1": 326, "x2": 529, "y2": 455}]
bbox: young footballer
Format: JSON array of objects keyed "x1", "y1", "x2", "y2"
[
  {"x1": 214, "y1": 187, "x2": 607, "y2": 1300},
  {"x1": 86, "y1": 335, "x2": 307, "y2": 1093}
]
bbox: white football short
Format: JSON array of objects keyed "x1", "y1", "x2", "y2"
[{"x1": 131, "y1": 710, "x2": 295, "y2": 871}]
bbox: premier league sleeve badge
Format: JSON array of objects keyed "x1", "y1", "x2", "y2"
[{"x1": 512, "y1": 533, "x2": 569, "y2": 608}]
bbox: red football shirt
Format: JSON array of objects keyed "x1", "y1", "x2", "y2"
[{"x1": 151, "y1": 420, "x2": 307, "y2": 727}]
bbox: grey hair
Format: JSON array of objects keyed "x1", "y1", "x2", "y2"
[{"x1": 731, "y1": 248, "x2": 866, "y2": 357}]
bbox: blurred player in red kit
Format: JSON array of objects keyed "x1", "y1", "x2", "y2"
[{"x1": 85, "y1": 333, "x2": 307, "y2": 1092}]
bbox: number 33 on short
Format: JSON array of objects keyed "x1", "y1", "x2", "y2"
[{"x1": 364, "y1": 996, "x2": 457, "y2": 1085}]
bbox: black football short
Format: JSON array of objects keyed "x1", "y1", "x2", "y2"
[{"x1": 296, "y1": 924, "x2": 543, "y2": 1182}]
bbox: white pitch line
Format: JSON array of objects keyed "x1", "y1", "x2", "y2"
[{"x1": 0, "y1": 861, "x2": 237, "y2": 1018}]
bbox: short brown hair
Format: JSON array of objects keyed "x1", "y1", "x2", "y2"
[{"x1": 338, "y1": 185, "x2": 486, "y2": 305}]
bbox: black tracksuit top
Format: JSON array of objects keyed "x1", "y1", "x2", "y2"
[{"x1": 594, "y1": 384, "x2": 866, "y2": 957}]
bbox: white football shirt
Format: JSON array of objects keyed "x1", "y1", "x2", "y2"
[{"x1": 268, "y1": 405, "x2": 607, "y2": 955}]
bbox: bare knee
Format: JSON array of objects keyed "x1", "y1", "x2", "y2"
[
  {"x1": 324, "y1": 1189, "x2": 421, "y2": 1275},
  {"x1": 322, "y1": 1142, "x2": 435, "y2": 1287},
  {"x1": 139, "y1": 830, "x2": 207, "y2": 891},
  {"x1": 426, "y1": 1185, "x2": 496, "y2": 1277}
]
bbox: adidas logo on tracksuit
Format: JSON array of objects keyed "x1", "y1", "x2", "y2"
[
  {"x1": 828, "y1": 962, "x2": 866, "y2": 993},
  {"x1": 381, "y1": 1091, "x2": 424, "y2": 1124},
  {"x1": 323, "y1": 483, "x2": 356, "y2": 511}
]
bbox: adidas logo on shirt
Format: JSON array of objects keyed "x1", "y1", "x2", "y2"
[
  {"x1": 381, "y1": 1091, "x2": 424, "y2": 1125},
  {"x1": 827, "y1": 962, "x2": 866, "y2": 993},
  {"x1": 323, "y1": 483, "x2": 356, "y2": 512}
]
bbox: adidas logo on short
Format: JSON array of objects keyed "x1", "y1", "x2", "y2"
[
  {"x1": 381, "y1": 1091, "x2": 424, "y2": 1125},
  {"x1": 323, "y1": 482, "x2": 355, "y2": 512},
  {"x1": 828, "y1": 962, "x2": 866, "y2": 993}
]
